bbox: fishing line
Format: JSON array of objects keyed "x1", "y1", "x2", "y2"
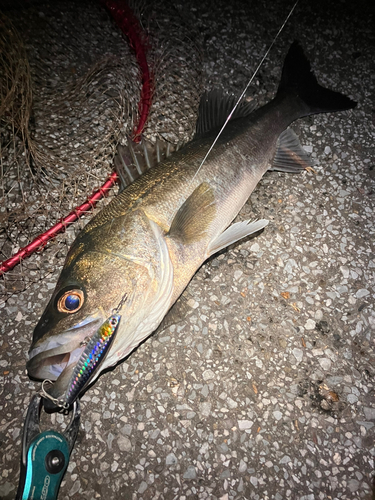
[{"x1": 189, "y1": 0, "x2": 300, "y2": 187}]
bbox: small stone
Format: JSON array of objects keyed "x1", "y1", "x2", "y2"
[
  {"x1": 333, "y1": 453, "x2": 341, "y2": 465},
  {"x1": 340, "y1": 266, "x2": 349, "y2": 278},
  {"x1": 234, "y1": 270, "x2": 243, "y2": 280},
  {"x1": 279, "y1": 338, "x2": 287, "y2": 348},
  {"x1": 183, "y1": 466, "x2": 197, "y2": 479},
  {"x1": 227, "y1": 397, "x2": 238, "y2": 409},
  {"x1": 356, "y1": 289, "x2": 369, "y2": 298},
  {"x1": 117, "y1": 435, "x2": 131, "y2": 452},
  {"x1": 318, "y1": 358, "x2": 332, "y2": 371},
  {"x1": 292, "y1": 348, "x2": 303, "y2": 363},
  {"x1": 238, "y1": 420, "x2": 253, "y2": 430},
  {"x1": 202, "y1": 369, "x2": 215, "y2": 381},
  {"x1": 69, "y1": 479, "x2": 81, "y2": 496},
  {"x1": 348, "y1": 479, "x2": 360, "y2": 493},
  {"x1": 305, "y1": 319, "x2": 315, "y2": 330},
  {"x1": 273, "y1": 411, "x2": 283, "y2": 421},
  {"x1": 166, "y1": 453, "x2": 178, "y2": 465},
  {"x1": 0, "y1": 482, "x2": 15, "y2": 497},
  {"x1": 363, "y1": 407, "x2": 375, "y2": 420},
  {"x1": 347, "y1": 394, "x2": 358, "y2": 404},
  {"x1": 199, "y1": 402, "x2": 211, "y2": 417},
  {"x1": 239, "y1": 459, "x2": 247, "y2": 472},
  {"x1": 138, "y1": 481, "x2": 148, "y2": 494}
]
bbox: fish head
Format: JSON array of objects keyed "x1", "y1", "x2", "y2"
[{"x1": 27, "y1": 232, "x2": 170, "y2": 402}]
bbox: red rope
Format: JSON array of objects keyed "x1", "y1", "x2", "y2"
[
  {"x1": 0, "y1": 173, "x2": 118, "y2": 275},
  {"x1": 1, "y1": 1, "x2": 153, "y2": 276},
  {"x1": 104, "y1": 0, "x2": 153, "y2": 142}
]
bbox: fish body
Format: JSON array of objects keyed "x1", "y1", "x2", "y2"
[{"x1": 27, "y1": 42, "x2": 356, "y2": 404}]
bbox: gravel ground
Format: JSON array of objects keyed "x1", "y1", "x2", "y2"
[{"x1": 1, "y1": 0, "x2": 374, "y2": 499}]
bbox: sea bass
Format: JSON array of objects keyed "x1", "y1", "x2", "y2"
[{"x1": 27, "y1": 42, "x2": 356, "y2": 407}]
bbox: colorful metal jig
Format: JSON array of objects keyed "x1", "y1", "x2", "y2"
[{"x1": 64, "y1": 313, "x2": 121, "y2": 406}]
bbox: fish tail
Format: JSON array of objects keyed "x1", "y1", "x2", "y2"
[{"x1": 277, "y1": 41, "x2": 357, "y2": 115}]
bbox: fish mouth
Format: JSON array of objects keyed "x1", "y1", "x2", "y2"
[{"x1": 27, "y1": 316, "x2": 103, "y2": 385}]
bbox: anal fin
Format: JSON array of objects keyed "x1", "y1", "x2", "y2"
[
  {"x1": 207, "y1": 219, "x2": 269, "y2": 257},
  {"x1": 270, "y1": 128, "x2": 312, "y2": 173}
]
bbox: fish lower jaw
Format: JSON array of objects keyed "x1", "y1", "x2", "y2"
[
  {"x1": 27, "y1": 317, "x2": 103, "y2": 381},
  {"x1": 28, "y1": 346, "x2": 86, "y2": 382}
]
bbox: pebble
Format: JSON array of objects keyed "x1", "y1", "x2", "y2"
[
  {"x1": 304, "y1": 319, "x2": 316, "y2": 330},
  {"x1": 356, "y1": 288, "x2": 370, "y2": 298},
  {"x1": 347, "y1": 394, "x2": 358, "y2": 404},
  {"x1": 238, "y1": 420, "x2": 253, "y2": 430},
  {"x1": 166, "y1": 453, "x2": 178, "y2": 465},
  {"x1": 183, "y1": 466, "x2": 197, "y2": 479},
  {"x1": 318, "y1": 358, "x2": 332, "y2": 371},
  {"x1": 363, "y1": 407, "x2": 375, "y2": 420},
  {"x1": 202, "y1": 369, "x2": 215, "y2": 381},
  {"x1": 292, "y1": 348, "x2": 304, "y2": 363},
  {"x1": 138, "y1": 481, "x2": 148, "y2": 494},
  {"x1": 117, "y1": 435, "x2": 131, "y2": 452}
]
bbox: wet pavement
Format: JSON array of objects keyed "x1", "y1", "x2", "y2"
[{"x1": 0, "y1": 0, "x2": 374, "y2": 499}]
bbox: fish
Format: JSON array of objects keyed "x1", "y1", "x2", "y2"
[{"x1": 26, "y1": 42, "x2": 356, "y2": 408}]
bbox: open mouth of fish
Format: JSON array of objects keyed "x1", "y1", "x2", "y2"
[{"x1": 27, "y1": 316, "x2": 103, "y2": 394}]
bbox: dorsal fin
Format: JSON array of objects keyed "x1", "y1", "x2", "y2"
[
  {"x1": 195, "y1": 90, "x2": 257, "y2": 138},
  {"x1": 113, "y1": 137, "x2": 181, "y2": 192}
]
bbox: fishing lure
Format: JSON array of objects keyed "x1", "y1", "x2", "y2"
[
  {"x1": 42, "y1": 294, "x2": 128, "y2": 410},
  {"x1": 64, "y1": 313, "x2": 121, "y2": 405}
]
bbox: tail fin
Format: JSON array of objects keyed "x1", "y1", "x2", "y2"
[{"x1": 277, "y1": 41, "x2": 357, "y2": 115}]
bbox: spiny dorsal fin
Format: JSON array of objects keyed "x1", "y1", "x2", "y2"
[
  {"x1": 168, "y1": 182, "x2": 216, "y2": 243},
  {"x1": 195, "y1": 90, "x2": 257, "y2": 138},
  {"x1": 270, "y1": 128, "x2": 312, "y2": 173},
  {"x1": 114, "y1": 137, "x2": 180, "y2": 192}
]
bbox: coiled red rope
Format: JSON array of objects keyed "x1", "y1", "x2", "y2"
[
  {"x1": 104, "y1": 0, "x2": 153, "y2": 141},
  {"x1": 0, "y1": 1, "x2": 152, "y2": 276}
]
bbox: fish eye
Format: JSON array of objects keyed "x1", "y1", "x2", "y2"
[{"x1": 57, "y1": 289, "x2": 84, "y2": 314}]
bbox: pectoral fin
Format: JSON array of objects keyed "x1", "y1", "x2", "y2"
[
  {"x1": 168, "y1": 182, "x2": 216, "y2": 243},
  {"x1": 207, "y1": 219, "x2": 269, "y2": 257},
  {"x1": 270, "y1": 128, "x2": 312, "y2": 173}
]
